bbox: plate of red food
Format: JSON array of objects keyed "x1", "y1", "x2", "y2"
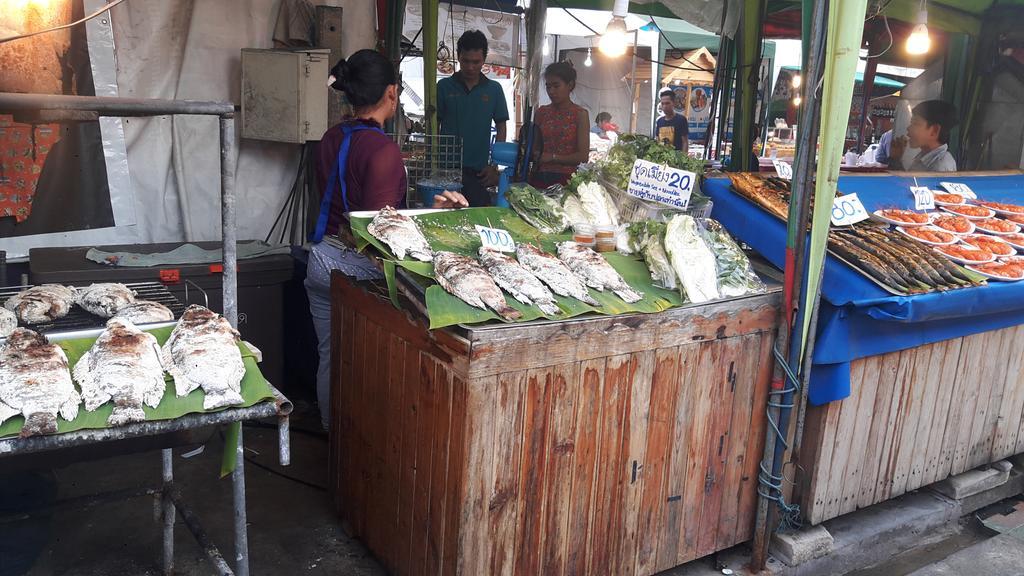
[
  {"x1": 1000, "y1": 234, "x2": 1024, "y2": 251},
  {"x1": 941, "y1": 204, "x2": 997, "y2": 220},
  {"x1": 896, "y1": 226, "x2": 957, "y2": 246},
  {"x1": 966, "y1": 260, "x2": 1024, "y2": 281},
  {"x1": 872, "y1": 209, "x2": 931, "y2": 227},
  {"x1": 971, "y1": 200, "x2": 1024, "y2": 217},
  {"x1": 932, "y1": 193, "x2": 965, "y2": 206},
  {"x1": 929, "y1": 213, "x2": 975, "y2": 235},
  {"x1": 934, "y1": 244, "x2": 996, "y2": 265},
  {"x1": 973, "y1": 218, "x2": 1021, "y2": 235},
  {"x1": 959, "y1": 234, "x2": 1016, "y2": 257},
  {"x1": 1005, "y1": 214, "x2": 1024, "y2": 226}
]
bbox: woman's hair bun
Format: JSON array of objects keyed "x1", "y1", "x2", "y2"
[
  {"x1": 328, "y1": 49, "x2": 397, "y2": 108},
  {"x1": 329, "y1": 59, "x2": 350, "y2": 92}
]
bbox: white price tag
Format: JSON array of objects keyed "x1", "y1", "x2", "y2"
[
  {"x1": 475, "y1": 225, "x2": 516, "y2": 252},
  {"x1": 910, "y1": 186, "x2": 935, "y2": 210},
  {"x1": 626, "y1": 159, "x2": 695, "y2": 209},
  {"x1": 831, "y1": 193, "x2": 870, "y2": 226},
  {"x1": 939, "y1": 182, "x2": 977, "y2": 199},
  {"x1": 773, "y1": 160, "x2": 793, "y2": 180}
]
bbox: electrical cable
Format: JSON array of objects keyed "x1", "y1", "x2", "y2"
[
  {"x1": 217, "y1": 429, "x2": 327, "y2": 491},
  {"x1": 0, "y1": 0, "x2": 129, "y2": 44},
  {"x1": 865, "y1": 15, "x2": 894, "y2": 59}
]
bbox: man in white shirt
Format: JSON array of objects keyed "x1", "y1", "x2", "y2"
[{"x1": 888, "y1": 100, "x2": 958, "y2": 172}]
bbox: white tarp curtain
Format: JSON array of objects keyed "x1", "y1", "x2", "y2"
[
  {"x1": 108, "y1": 0, "x2": 374, "y2": 245},
  {"x1": 629, "y1": 0, "x2": 740, "y2": 38}
]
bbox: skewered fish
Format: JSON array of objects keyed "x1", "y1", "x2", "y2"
[
  {"x1": 0, "y1": 307, "x2": 15, "y2": 338},
  {"x1": 516, "y1": 243, "x2": 600, "y2": 306},
  {"x1": 0, "y1": 329, "x2": 80, "y2": 437},
  {"x1": 114, "y1": 301, "x2": 175, "y2": 324},
  {"x1": 73, "y1": 318, "x2": 165, "y2": 426},
  {"x1": 479, "y1": 248, "x2": 561, "y2": 315},
  {"x1": 556, "y1": 242, "x2": 643, "y2": 303},
  {"x1": 76, "y1": 283, "x2": 137, "y2": 317},
  {"x1": 366, "y1": 206, "x2": 433, "y2": 261},
  {"x1": 161, "y1": 305, "x2": 246, "y2": 410},
  {"x1": 4, "y1": 285, "x2": 77, "y2": 324},
  {"x1": 433, "y1": 251, "x2": 521, "y2": 320}
]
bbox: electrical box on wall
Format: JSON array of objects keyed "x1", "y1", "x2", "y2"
[{"x1": 241, "y1": 49, "x2": 330, "y2": 143}]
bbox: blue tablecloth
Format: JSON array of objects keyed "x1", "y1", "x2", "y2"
[{"x1": 704, "y1": 173, "x2": 1024, "y2": 405}]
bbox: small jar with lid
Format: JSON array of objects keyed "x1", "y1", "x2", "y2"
[
  {"x1": 595, "y1": 225, "x2": 617, "y2": 252},
  {"x1": 572, "y1": 223, "x2": 596, "y2": 247}
]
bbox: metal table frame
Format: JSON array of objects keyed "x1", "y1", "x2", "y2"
[{"x1": 0, "y1": 92, "x2": 284, "y2": 576}]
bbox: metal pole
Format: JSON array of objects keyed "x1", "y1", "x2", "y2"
[
  {"x1": 167, "y1": 487, "x2": 236, "y2": 576},
  {"x1": 856, "y1": 56, "x2": 878, "y2": 153},
  {"x1": 162, "y1": 449, "x2": 175, "y2": 575},
  {"x1": 629, "y1": 30, "x2": 638, "y2": 134},
  {"x1": 278, "y1": 415, "x2": 292, "y2": 466},
  {"x1": 0, "y1": 92, "x2": 234, "y2": 116},
  {"x1": 232, "y1": 425, "x2": 249, "y2": 576}
]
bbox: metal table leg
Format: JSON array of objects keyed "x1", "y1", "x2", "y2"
[
  {"x1": 232, "y1": 426, "x2": 249, "y2": 576},
  {"x1": 162, "y1": 448, "x2": 175, "y2": 575}
]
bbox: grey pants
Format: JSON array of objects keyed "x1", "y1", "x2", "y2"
[{"x1": 304, "y1": 241, "x2": 381, "y2": 429}]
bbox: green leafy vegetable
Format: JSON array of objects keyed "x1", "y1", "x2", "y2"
[{"x1": 506, "y1": 183, "x2": 568, "y2": 234}]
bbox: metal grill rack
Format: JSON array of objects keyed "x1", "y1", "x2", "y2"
[
  {"x1": 393, "y1": 132, "x2": 463, "y2": 207},
  {"x1": 0, "y1": 282, "x2": 186, "y2": 337}
]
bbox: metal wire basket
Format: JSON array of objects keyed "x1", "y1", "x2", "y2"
[{"x1": 392, "y1": 133, "x2": 463, "y2": 207}]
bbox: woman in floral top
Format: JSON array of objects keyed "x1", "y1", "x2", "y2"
[{"x1": 529, "y1": 62, "x2": 590, "y2": 188}]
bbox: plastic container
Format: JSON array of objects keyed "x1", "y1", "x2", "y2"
[
  {"x1": 416, "y1": 180, "x2": 463, "y2": 207},
  {"x1": 595, "y1": 224, "x2": 617, "y2": 252},
  {"x1": 572, "y1": 223, "x2": 595, "y2": 247}
]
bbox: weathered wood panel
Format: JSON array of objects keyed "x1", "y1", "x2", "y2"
[
  {"x1": 330, "y1": 274, "x2": 779, "y2": 576},
  {"x1": 797, "y1": 324, "x2": 1024, "y2": 526}
]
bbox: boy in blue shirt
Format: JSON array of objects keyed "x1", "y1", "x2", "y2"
[
  {"x1": 437, "y1": 30, "x2": 509, "y2": 206},
  {"x1": 655, "y1": 90, "x2": 689, "y2": 152}
]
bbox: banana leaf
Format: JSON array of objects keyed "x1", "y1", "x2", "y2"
[
  {"x1": 350, "y1": 208, "x2": 685, "y2": 329},
  {"x1": 0, "y1": 326, "x2": 274, "y2": 440}
]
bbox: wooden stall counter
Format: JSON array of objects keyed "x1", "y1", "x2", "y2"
[{"x1": 328, "y1": 271, "x2": 781, "y2": 576}]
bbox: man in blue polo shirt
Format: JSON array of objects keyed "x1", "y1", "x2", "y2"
[{"x1": 437, "y1": 30, "x2": 509, "y2": 206}]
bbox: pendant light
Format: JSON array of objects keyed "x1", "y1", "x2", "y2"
[{"x1": 906, "y1": 0, "x2": 931, "y2": 55}]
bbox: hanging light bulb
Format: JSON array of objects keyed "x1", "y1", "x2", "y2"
[
  {"x1": 584, "y1": 48, "x2": 593, "y2": 67},
  {"x1": 598, "y1": 16, "x2": 628, "y2": 57},
  {"x1": 542, "y1": 36, "x2": 550, "y2": 57},
  {"x1": 793, "y1": 95, "x2": 803, "y2": 107},
  {"x1": 792, "y1": 74, "x2": 802, "y2": 89},
  {"x1": 906, "y1": 1, "x2": 930, "y2": 55}
]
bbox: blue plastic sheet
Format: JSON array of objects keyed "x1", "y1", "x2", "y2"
[{"x1": 704, "y1": 173, "x2": 1024, "y2": 405}]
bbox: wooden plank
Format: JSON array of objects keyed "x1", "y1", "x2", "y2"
[
  {"x1": 363, "y1": 320, "x2": 390, "y2": 558},
  {"x1": 821, "y1": 359, "x2": 870, "y2": 521},
  {"x1": 735, "y1": 332, "x2": 774, "y2": 543},
  {"x1": 654, "y1": 345, "x2": 698, "y2": 569},
  {"x1": 512, "y1": 369, "x2": 553, "y2": 575},
  {"x1": 354, "y1": 316, "x2": 377, "y2": 538},
  {"x1": 564, "y1": 360, "x2": 603, "y2": 576},
  {"x1": 410, "y1": 353, "x2": 438, "y2": 575},
  {"x1": 856, "y1": 352, "x2": 900, "y2": 510},
  {"x1": 456, "y1": 376, "x2": 498, "y2": 575},
  {"x1": 964, "y1": 330, "x2": 1000, "y2": 470},
  {"x1": 590, "y1": 356, "x2": 629, "y2": 576},
  {"x1": 971, "y1": 328, "x2": 1014, "y2": 468},
  {"x1": 696, "y1": 338, "x2": 742, "y2": 560},
  {"x1": 396, "y1": 342, "x2": 422, "y2": 575},
  {"x1": 331, "y1": 301, "x2": 355, "y2": 515},
  {"x1": 806, "y1": 394, "x2": 843, "y2": 524},
  {"x1": 919, "y1": 338, "x2": 961, "y2": 487},
  {"x1": 426, "y1": 363, "x2": 453, "y2": 574},
  {"x1": 949, "y1": 334, "x2": 986, "y2": 475},
  {"x1": 541, "y1": 363, "x2": 579, "y2": 575},
  {"x1": 633, "y1": 347, "x2": 682, "y2": 576},
  {"x1": 873, "y1": 349, "x2": 915, "y2": 504},
  {"x1": 890, "y1": 344, "x2": 932, "y2": 498},
  {"x1": 441, "y1": 375, "x2": 468, "y2": 576},
  {"x1": 488, "y1": 370, "x2": 527, "y2": 576},
  {"x1": 835, "y1": 355, "x2": 880, "y2": 517},
  {"x1": 341, "y1": 310, "x2": 364, "y2": 526},
  {"x1": 936, "y1": 337, "x2": 971, "y2": 483},
  {"x1": 380, "y1": 334, "x2": 406, "y2": 573},
  {"x1": 678, "y1": 341, "x2": 717, "y2": 562},
  {"x1": 995, "y1": 326, "x2": 1024, "y2": 458},
  {"x1": 715, "y1": 333, "x2": 760, "y2": 551},
  {"x1": 615, "y1": 350, "x2": 656, "y2": 576},
  {"x1": 465, "y1": 296, "x2": 780, "y2": 378}
]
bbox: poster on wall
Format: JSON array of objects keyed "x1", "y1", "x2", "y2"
[
  {"x1": 687, "y1": 85, "x2": 713, "y2": 143},
  {"x1": 404, "y1": 4, "x2": 520, "y2": 79}
]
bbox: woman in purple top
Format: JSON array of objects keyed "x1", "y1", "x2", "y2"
[{"x1": 307, "y1": 49, "x2": 466, "y2": 429}]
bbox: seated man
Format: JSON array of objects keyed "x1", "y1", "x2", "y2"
[{"x1": 888, "y1": 100, "x2": 958, "y2": 172}]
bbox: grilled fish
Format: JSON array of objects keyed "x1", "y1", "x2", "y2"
[
  {"x1": 4, "y1": 285, "x2": 77, "y2": 324},
  {"x1": 0, "y1": 329, "x2": 80, "y2": 437},
  {"x1": 516, "y1": 244, "x2": 600, "y2": 306},
  {"x1": 0, "y1": 307, "x2": 15, "y2": 338},
  {"x1": 73, "y1": 318, "x2": 165, "y2": 426},
  {"x1": 433, "y1": 252, "x2": 521, "y2": 320},
  {"x1": 556, "y1": 242, "x2": 643, "y2": 303},
  {"x1": 161, "y1": 305, "x2": 246, "y2": 410},
  {"x1": 114, "y1": 301, "x2": 175, "y2": 324},
  {"x1": 367, "y1": 206, "x2": 433, "y2": 261},
  {"x1": 479, "y1": 248, "x2": 561, "y2": 316},
  {"x1": 76, "y1": 283, "x2": 137, "y2": 317}
]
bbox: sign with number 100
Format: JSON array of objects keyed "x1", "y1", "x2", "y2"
[
  {"x1": 831, "y1": 193, "x2": 869, "y2": 226},
  {"x1": 475, "y1": 225, "x2": 516, "y2": 252}
]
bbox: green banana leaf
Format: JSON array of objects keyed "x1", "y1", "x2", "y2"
[
  {"x1": 0, "y1": 326, "x2": 274, "y2": 440},
  {"x1": 350, "y1": 208, "x2": 685, "y2": 329}
]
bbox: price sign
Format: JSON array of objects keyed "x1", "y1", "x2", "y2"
[
  {"x1": 475, "y1": 225, "x2": 516, "y2": 252},
  {"x1": 939, "y1": 182, "x2": 977, "y2": 199},
  {"x1": 831, "y1": 193, "x2": 870, "y2": 226},
  {"x1": 626, "y1": 159, "x2": 696, "y2": 209},
  {"x1": 910, "y1": 186, "x2": 935, "y2": 210},
  {"x1": 773, "y1": 160, "x2": 793, "y2": 180}
]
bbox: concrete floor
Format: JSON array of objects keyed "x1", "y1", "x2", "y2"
[{"x1": 2, "y1": 403, "x2": 386, "y2": 576}]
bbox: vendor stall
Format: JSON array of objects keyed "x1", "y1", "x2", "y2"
[{"x1": 705, "y1": 171, "x2": 1024, "y2": 525}]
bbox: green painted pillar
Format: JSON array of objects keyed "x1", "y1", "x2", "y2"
[
  {"x1": 732, "y1": 0, "x2": 763, "y2": 171},
  {"x1": 422, "y1": 0, "x2": 438, "y2": 137},
  {"x1": 941, "y1": 33, "x2": 970, "y2": 156}
]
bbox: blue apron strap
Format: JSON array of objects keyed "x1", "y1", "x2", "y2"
[{"x1": 310, "y1": 124, "x2": 386, "y2": 243}]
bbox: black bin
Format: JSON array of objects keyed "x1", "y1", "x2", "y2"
[{"x1": 29, "y1": 242, "x2": 293, "y2": 387}]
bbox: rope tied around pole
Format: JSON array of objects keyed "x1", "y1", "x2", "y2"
[{"x1": 757, "y1": 343, "x2": 803, "y2": 532}]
